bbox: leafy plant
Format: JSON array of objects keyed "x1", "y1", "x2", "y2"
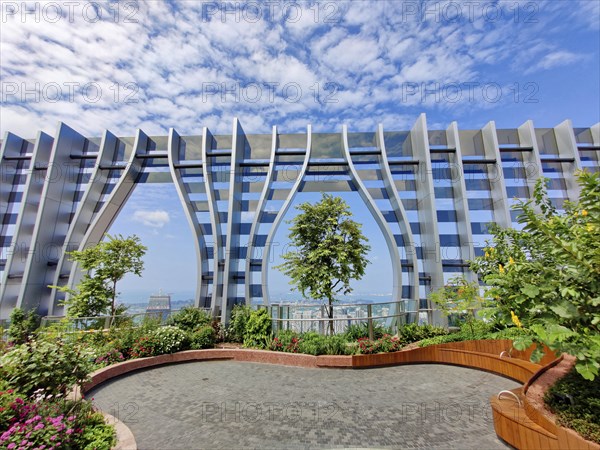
[
  {"x1": 129, "y1": 325, "x2": 190, "y2": 358},
  {"x1": 275, "y1": 194, "x2": 371, "y2": 335},
  {"x1": 189, "y1": 325, "x2": 216, "y2": 349},
  {"x1": 243, "y1": 308, "x2": 272, "y2": 348},
  {"x1": 343, "y1": 322, "x2": 392, "y2": 341},
  {"x1": 545, "y1": 366, "x2": 600, "y2": 443},
  {"x1": 7, "y1": 308, "x2": 39, "y2": 345},
  {"x1": 228, "y1": 305, "x2": 252, "y2": 343},
  {"x1": 428, "y1": 276, "x2": 485, "y2": 338},
  {"x1": 357, "y1": 334, "x2": 402, "y2": 354},
  {"x1": 0, "y1": 339, "x2": 95, "y2": 397},
  {"x1": 52, "y1": 234, "x2": 146, "y2": 323},
  {"x1": 470, "y1": 172, "x2": 600, "y2": 380},
  {"x1": 167, "y1": 307, "x2": 211, "y2": 332},
  {"x1": 397, "y1": 323, "x2": 449, "y2": 344}
]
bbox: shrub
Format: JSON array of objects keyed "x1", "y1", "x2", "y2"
[
  {"x1": 131, "y1": 326, "x2": 189, "y2": 357},
  {"x1": 7, "y1": 308, "x2": 39, "y2": 345},
  {"x1": 0, "y1": 339, "x2": 95, "y2": 397},
  {"x1": 357, "y1": 334, "x2": 402, "y2": 354},
  {"x1": 545, "y1": 366, "x2": 600, "y2": 444},
  {"x1": 167, "y1": 306, "x2": 211, "y2": 332},
  {"x1": 243, "y1": 308, "x2": 272, "y2": 348},
  {"x1": 0, "y1": 391, "x2": 115, "y2": 450},
  {"x1": 107, "y1": 320, "x2": 160, "y2": 358},
  {"x1": 94, "y1": 348, "x2": 125, "y2": 366},
  {"x1": 228, "y1": 305, "x2": 252, "y2": 343},
  {"x1": 397, "y1": 323, "x2": 449, "y2": 344},
  {"x1": 268, "y1": 331, "x2": 354, "y2": 355},
  {"x1": 343, "y1": 322, "x2": 392, "y2": 341},
  {"x1": 470, "y1": 172, "x2": 600, "y2": 380},
  {"x1": 190, "y1": 325, "x2": 216, "y2": 349},
  {"x1": 417, "y1": 321, "x2": 528, "y2": 347}
]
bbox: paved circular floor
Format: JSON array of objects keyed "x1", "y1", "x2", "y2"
[{"x1": 89, "y1": 360, "x2": 519, "y2": 449}]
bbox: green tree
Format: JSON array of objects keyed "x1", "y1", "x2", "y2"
[
  {"x1": 470, "y1": 172, "x2": 600, "y2": 380},
  {"x1": 7, "y1": 307, "x2": 39, "y2": 344},
  {"x1": 52, "y1": 234, "x2": 146, "y2": 323},
  {"x1": 428, "y1": 276, "x2": 485, "y2": 338},
  {"x1": 275, "y1": 194, "x2": 370, "y2": 335}
]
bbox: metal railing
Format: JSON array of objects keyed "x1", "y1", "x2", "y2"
[
  {"x1": 39, "y1": 308, "x2": 212, "y2": 332},
  {"x1": 267, "y1": 300, "x2": 415, "y2": 337}
]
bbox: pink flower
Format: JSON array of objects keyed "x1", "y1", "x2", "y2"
[
  {"x1": 7, "y1": 443, "x2": 16, "y2": 449},
  {"x1": 66, "y1": 429, "x2": 73, "y2": 435},
  {"x1": 33, "y1": 423, "x2": 44, "y2": 430}
]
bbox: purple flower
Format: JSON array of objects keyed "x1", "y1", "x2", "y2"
[
  {"x1": 7, "y1": 443, "x2": 16, "y2": 449},
  {"x1": 66, "y1": 428, "x2": 73, "y2": 435},
  {"x1": 33, "y1": 423, "x2": 44, "y2": 430}
]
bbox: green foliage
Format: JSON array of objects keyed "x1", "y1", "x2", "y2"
[
  {"x1": 7, "y1": 307, "x2": 39, "y2": 344},
  {"x1": 343, "y1": 322, "x2": 392, "y2": 341},
  {"x1": 1, "y1": 389, "x2": 116, "y2": 450},
  {"x1": 268, "y1": 331, "x2": 355, "y2": 355},
  {"x1": 397, "y1": 323, "x2": 449, "y2": 344},
  {"x1": 167, "y1": 306, "x2": 211, "y2": 332},
  {"x1": 106, "y1": 319, "x2": 160, "y2": 358},
  {"x1": 53, "y1": 234, "x2": 146, "y2": 320},
  {"x1": 357, "y1": 334, "x2": 402, "y2": 354},
  {"x1": 0, "y1": 338, "x2": 95, "y2": 397},
  {"x1": 190, "y1": 325, "x2": 216, "y2": 349},
  {"x1": 130, "y1": 326, "x2": 189, "y2": 357},
  {"x1": 545, "y1": 366, "x2": 600, "y2": 444},
  {"x1": 275, "y1": 193, "x2": 370, "y2": 334},
  {"x1": 228, "y1": 304, "x2": 252, "y2": 343},
  {"x1": 428, "y1": 276, "x2": 485, "y2": 338},
  {"x1": 243, "y1": 308, "x2": 272, "y2": 348},
  {"x1": 418, "y1": 321, "x2": 530, "y2": 347},
  {"x1": 470, "y1": 172, "x2": 600, "y2": 380}
]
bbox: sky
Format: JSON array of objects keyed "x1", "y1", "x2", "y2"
[{"x1": 1, "y1": 1, "x2": 599, "y2": 303}]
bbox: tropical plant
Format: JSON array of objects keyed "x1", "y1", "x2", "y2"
[
  {"x1": 275, "y1": 194, "x2": 370, "y2": 334},
  {"x1": 228, "y1": 304, "x2": 252, "y2": 343},
  {"x1": 397, "y1": 323, "x2": 449, "y2": 344},
  {"x1": 471, "y1": 172, "x2": 600, "y2": 380},
  {"x1": 343, "y1": 322, "x2": 392, "y2": 341},
  {"x1": 243, "y1": 308, "x2": 272, "y2": 348}
]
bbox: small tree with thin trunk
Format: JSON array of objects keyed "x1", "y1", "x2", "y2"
[
  {"x1": 52, "y1": 234, "x2": 146, "y2": 324},
  {"x1": 275, "y1": 194, "x2": 370, "y2": 335}
]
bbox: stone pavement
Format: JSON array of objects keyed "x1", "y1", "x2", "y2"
[{"x1": 88, "y1": 360, "x2": 519, "y2": 449}]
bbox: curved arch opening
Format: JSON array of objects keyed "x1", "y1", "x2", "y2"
[
  {"x1": 267, "y1": 190, "x2": 394, "y2": 305},
  {"x1": 105, "y1": 182, "x2": 197, "y2": 312}
]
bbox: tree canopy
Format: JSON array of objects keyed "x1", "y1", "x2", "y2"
[
  {"x1": 275, "y1": 194, "x2": 370, "y2": 333},
  {"x1": 52, "y1": 234, "x2": 147, "y2": 320}
]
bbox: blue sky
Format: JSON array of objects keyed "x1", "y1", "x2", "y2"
[{"x1": 1, "y1": 1, "x2": 599, "y2": 303}]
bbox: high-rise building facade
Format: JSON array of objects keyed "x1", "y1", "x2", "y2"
[{"x1": 1, "y1": 114, "x2": 598, "y2": 321}]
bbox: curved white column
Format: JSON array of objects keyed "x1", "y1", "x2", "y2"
[
  {"x1": 377, "y1": 124, "x2": 419, "y2": 305},
  {"x1": 554, "y1": 119, "x2": 583, "y2": 201},
  {"x1": 49, "y1": 130, "x2": 120, "y2": 314},
  {"x1": 201, "y1": 127, "x2": 223, "y2": 314},
  {"x1": 66, "y1": 129, "x2": 148, "y2": 295},
  {"x1": 18, "y1": 123, "x2": 88, "y2": 314},
  {"x1": 342, "y1": 124, "x2": 402, "y2": 309},
  {"x1": 0, "y1": 132, "x2": 53, "y2": 318},
  {"x1": 168, "y1": 128, "x2": 209, "y2": 308},
  {"x1": 482, "y1": 121, "x2": 512, "y2": 228},
  {"x1": 446, "y1": 122, "x2": 476, "y2": 282},
  {"x1": 245, "y1": 126, "x2": 278, "y2": 304},
  {"x1": 261, "y1": 125, "x2": 312, "y2": 306}
]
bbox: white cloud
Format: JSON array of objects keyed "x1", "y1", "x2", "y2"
[
  {"x1": 132, "y1": 210, "x2": 170, "y2": 228},
  {"x1": 0, "y1": 0, "x2": 597, "y2": 138}
]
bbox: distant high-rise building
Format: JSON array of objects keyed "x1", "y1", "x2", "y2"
[{"x1": 146, "y1": 291, "x2": 171, "y2": 321}]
